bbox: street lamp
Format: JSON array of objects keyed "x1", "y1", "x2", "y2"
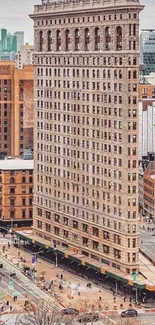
[
  {"x1": 53, "y1": 247, "x2": 58, "y2": 267},
  {"x1": 116, "y1": 281, "x2": 118, "y2": 296},
  {"x1": 31, "y1": 250, "x2": 43, "y2": 282},
  {"x1": 53, "y1": 241, "x2": 58, "y2": 267},
  {"x1": 10, "y1": 217, "x2": 13, "y2": 231}
]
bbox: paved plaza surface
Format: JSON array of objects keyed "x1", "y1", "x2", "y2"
[
  {"x1": 0, "y1": 235, "x2": 155, "y2": 324},
  {"x1": 0, "y1": 234, "x2": 139, "y2": 313}
]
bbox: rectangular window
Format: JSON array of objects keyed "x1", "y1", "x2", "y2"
[
  {"x1": 22, "y1": 198, "x2": 26, "y2": 206},
  {"x1": 10, "y1": 188, "x2": 15, "y2": 194},
  {"x1": 46, "y1": 223, "x2": 51, "y2": 232},
  {"x1": 22, "y1": 210, "x2": 26, "y2": 219},
  {"x1": 29, "y1": 210, "x2": 33, "y2": 218}
]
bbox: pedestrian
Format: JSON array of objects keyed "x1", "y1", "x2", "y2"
[
  {"x1": 99, "y1": 296, "x2": 102, "y2": 301},
  {"x1": 47, "y1": 316, "x2": 50, "y2": 325},
  {"x1": 13, "y1": 295, "x2": 17, "y2": 302},
  {"x1": 8, "y1": 242, "x2": 10, "y2": 249},
  {"x1": 2, "y1": 246, "x2": 5, "y2": 253},
  {"x1": 18, "y1": 251, "x2": 20, "y2": 257},
  {"x1": 124, "y1": 296, "x2": 126, "y2": 302}
]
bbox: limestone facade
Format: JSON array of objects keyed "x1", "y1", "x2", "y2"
[{"x1": 31, "y1": 0, "x2": 144, "y2": 274}]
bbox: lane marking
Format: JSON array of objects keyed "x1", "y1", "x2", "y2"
[{"x1": 105, "y1": 316, "x2": 116, "y2": 324}]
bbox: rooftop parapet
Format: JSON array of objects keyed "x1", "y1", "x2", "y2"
[{"x1": 33, "y1": 0, "x2": 142, "y2": 15}]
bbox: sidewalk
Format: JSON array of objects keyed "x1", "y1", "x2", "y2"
[{"x1": 0, "y1": 242, "x2": 142, "y2": 312}]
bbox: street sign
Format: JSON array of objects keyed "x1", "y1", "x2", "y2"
[
  {"x1": 132, "y1": 273, "x2": 137, "y2": 283},
  {"x1": 32, "y1": 256, "x2": 36, "y2": 265}
]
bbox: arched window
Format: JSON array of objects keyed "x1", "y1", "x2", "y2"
[
  {"x1": 94, "y1": 27, "x2": 100, "y2": 50},
  {"x1": 116, "y1": 26, "x2": 122, "y2": 50},
  {"x1": 39, "y1": 31, "x2": 43, "y2": 51},
  {"x1": 56, "y1": 30, "x2": 61, "y2": 51},
  {"x1": 133, "y1": 70, "x2": 137, "y2": 79},
  {"x1": 85, "y1": 28, "x2": 90, "y2": 51},
  {"x1": 10, "y1": 177, "x2": 15, "y2": 184},
  {"x1": 65, "y1": 29, "x2": 70, "y2": 51},
  {"x1": 48, "y1": 30, "x2": 52, "y2": 51},
  {"x1": 105, "y1": 27, "x2": 111, "y2": 50},
  {"x1": 75, "y1": 29, "x2": 80, "y2": 51}
]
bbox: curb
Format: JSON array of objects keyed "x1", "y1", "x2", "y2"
[
  {"x1": 100, "y1": 311, "x2": 118, "y2": 316},
  {"x1": 145, "y1": 309, "x2": 155, "y2": 313}
]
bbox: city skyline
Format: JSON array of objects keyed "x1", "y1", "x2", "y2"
[{"x1": 0, "y1": 0, "x2": 154, "y2": 44}]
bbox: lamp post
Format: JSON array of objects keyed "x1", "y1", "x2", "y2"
[
  {"x1": 53, "y1": 240, "x2": 58, "y2": 267},
  {"x1": 133, "y1": 272, "x2": 138, "y2": 305},
  {"x1": 116, "y1": 281, "x2": 118, "y2": 296},
  {"x1": 10, "y1": 218, "x2": 13, "y2": 231},
  {"x1": 32, "y1": 250, "x2": 43, "y2": 282}
]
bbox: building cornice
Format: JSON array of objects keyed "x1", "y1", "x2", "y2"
[{"x1": 30, "y1": 0, "x2": 144, "y2": 19}]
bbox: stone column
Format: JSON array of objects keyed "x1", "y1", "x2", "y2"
[
  {"x1": 80, "y1": 27, "x2": 85, "y2": 51},
  {"x1": 123, "y1": 24, "x2": 129, "y2": 51},
  {"x1": 44, "y1": 29, "x2": 48, "y2": 52},
  {"x1": 34, "y1": 30, "x2": 40, "y2": 52},
  {"x1": 100, "y1": 26, "x2": 104, "y2": 51},
  {"x1": 69, "y1": 28, "x2": 75, "y2": 52},
  {"x1": 89, "y1": 27, "x2": 95, "y2": 51},
  {"x1": 52, "y1": 29, "x2": 56, "y2": 51},
  {"x1": 111, "y1": 25, "x2": 115, "y2": 51},
  {"x1": 60, "y1": 29, "x2": 65, "y2": 51}
]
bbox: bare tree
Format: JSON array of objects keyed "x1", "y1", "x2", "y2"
[
  {"x1": 15, "y1": 299, "x2": 73, "y2": 325},
  {"x1": 14, "y1": 297, "x2": 142, "y2": 325},
  {"x1": 117, "y1": 319, "x2": 142, "y2": 325}
]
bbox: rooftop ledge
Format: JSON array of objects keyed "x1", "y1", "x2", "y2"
[{"x1": 32, "y1": 0, "x2": 143, "y2": 15}]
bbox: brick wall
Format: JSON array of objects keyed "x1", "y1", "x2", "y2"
[{"x1": 23, "y1": 80, "x2": 34, "y2": 150}]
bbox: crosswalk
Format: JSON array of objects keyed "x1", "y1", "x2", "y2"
[{"x1": 0, "y1": 255, "x2": 61, "y2": 312}]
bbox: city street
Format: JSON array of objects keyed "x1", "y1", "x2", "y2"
[
  {"x1": 0, "y1": 238, "x2": 135, "y2": 311},
  {"x1": 1, "y1": 312, "x2": 155, "y2": 325},
  {"x1": 0, "y1": 235, "x2": 155, "y2": 324},
  {"x1": 0, "y1": 235, "x2": 61, "y2": 313}
]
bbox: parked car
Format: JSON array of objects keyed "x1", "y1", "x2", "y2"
[
  {"x1": 61, "y1": 308, "x2": 79, "y2": 315},
  {"x1": 78, "y1": 313, "x2": 99, "y2": 323},
  {"x1": 121, "y1": 309, "x2": 138, "y2": 318}
]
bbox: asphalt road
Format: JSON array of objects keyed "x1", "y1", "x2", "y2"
[
  {"x1": 109, "y1": 312, "x2": 155, "y2": 325},
  {"x1": 0, "y1": 255, "x2": 61, "y2": 312},
  {"x1": 0, "y1": 266, "x2": 26, "y2": 300},
  {"x1": 140, "y1": 228, "x2": 155, "y2": 262},
  {"x1": 2, "y1": 313, "x2": 155, "y2": 325}
]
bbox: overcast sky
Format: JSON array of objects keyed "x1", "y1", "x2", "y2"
[{"x1": 0, "y1": 0, "x2": 154, "y2": 44}]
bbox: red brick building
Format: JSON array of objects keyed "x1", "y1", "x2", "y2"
[
  {"x1": 0, "y1": 62, "x2": 34, "y2": 157},
  {"x1": 0, "y1": 158, "x2": 34, "y2": 228}
]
